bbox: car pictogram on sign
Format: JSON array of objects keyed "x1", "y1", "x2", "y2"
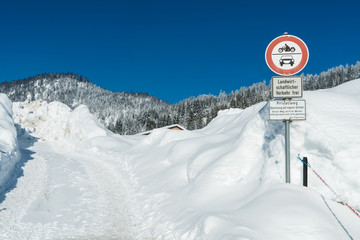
[{"x1": 279, "y1": 55, "x2": 295, "y2": 66}]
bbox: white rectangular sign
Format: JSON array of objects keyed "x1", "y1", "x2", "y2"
[
  {"x1": 269, "y1": 100, "x2": 306, "y2": 121},
  {"x1": 272, "y1": 76, "x2": 303, "y2": 98}
]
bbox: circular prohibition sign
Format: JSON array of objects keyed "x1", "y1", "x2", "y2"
[{"x1": 265, "y1": 34, "x2": 309, "y2": 76}]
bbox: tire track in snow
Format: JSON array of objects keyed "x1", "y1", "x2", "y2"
[
  {"x1": 0, "y1": 139, "x2": 47, "y2": 239},
  {"x1": 64, "y1": 149, "x2": 137, "y2": 239},
  {"x1": 0, "y1": 138, "x2": 140, "y2": 239}
]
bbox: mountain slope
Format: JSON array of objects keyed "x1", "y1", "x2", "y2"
[
  {"x1": 1, "y1": 61, "x2": 360, "y2": 135},
  {"x1": 0, "y1": 73, "x2": 170, "y2": 134},
  {"x1": 0, "y1": 73, "x2": 272, "y2": 135}
]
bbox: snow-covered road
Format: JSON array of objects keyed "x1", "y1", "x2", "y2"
[{"x1": 0, "y1": 135, "x2": 141, "y2": 239}]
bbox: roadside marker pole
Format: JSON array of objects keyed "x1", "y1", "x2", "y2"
[
  {"x1": 303, "y1": 157, "x2": 308, "y2": 187},
  {"x1": 297, "y1": 154, "x2": 360, "y2": 218}
]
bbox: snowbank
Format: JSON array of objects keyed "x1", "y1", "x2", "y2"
[
  {"x1": 267, "y1": 80, "x2": 360, "y2": 208},
  {"x1": 12, "y1": 101, "x2": 110, "y2": 146},
  {"x1": 120, "y1": 79, "x2": 360, "y2": 239},
  {"x1": 0, "y1": 94, "x2": 20, "y2": 195}
]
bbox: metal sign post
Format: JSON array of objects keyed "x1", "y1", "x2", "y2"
[
  {"x1": 269, "y1": 98, "x2": 306, "y2": 182},
  {"x1": 285, "y1": 120, "x2": 291, "y2": 183},
  {"x1": 265, "y1": 33, "x2": 309, "y2": 183}
]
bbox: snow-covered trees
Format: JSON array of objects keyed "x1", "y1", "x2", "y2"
[
  {"x1": 303, "y1": 61, "x2": 360, "y2": 90},
  {"x1": 1, "y1": 61, "x2": 360, "y2": 134}
]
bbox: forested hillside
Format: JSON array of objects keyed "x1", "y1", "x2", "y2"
[
  {"x1": 1, "y1": 62, "x2": 359, "y2": 134},
  {"x1": 0, "y1": 73, "x2": 169, "y2": 134}
]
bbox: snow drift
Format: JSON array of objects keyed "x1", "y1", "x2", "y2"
[
  {"x1": 0, "y1": 94, "x2": 20, "y2": 196},
  {"x1": 120, "y1": 79, "x2": 360, "y2": 239},
  {"x1": 12, "y1": 101, "x2": 110, "y2": 145}
]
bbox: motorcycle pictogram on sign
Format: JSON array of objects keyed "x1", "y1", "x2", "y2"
[{"x1": 278, "y1": 44, "x2": 295, "y2": 53}]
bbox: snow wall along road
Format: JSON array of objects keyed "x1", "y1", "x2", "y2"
[{"x1": 0, "y1": 93, "x2": 20, "y2": 200}]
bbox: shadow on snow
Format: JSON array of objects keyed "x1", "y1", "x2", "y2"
[{"x1": 0, "y1": 125, "x2": 39, "y2": 204}]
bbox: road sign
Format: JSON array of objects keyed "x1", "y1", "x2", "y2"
[
  {"x1": 272, "y1": 76, "x2": 303, "y2": 98},
  {"x1": 265, "y1": 34, "x2": 309, "y2": 76},
  {"x1": 269, "y1": 99, "x2": 306, "y2": 121}
]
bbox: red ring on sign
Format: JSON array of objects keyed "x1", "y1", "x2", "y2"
[{"x1": 265, "y1": 35, "x2": 309, "y2": 76}]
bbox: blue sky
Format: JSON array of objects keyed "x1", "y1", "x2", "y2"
[{"x1": 1, "y1": 0, "x2": 360, "y2": 103}]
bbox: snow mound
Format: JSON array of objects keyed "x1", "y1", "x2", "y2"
[
  {"x1": 0, "y1": 93, "x2": 20, "y2": 195},
  {"x1": 13, "y1": 100, "x2": 109, "y2": 145},
  {"x1": 121, "y1": 79, "x2": 360, "y2": 239}
]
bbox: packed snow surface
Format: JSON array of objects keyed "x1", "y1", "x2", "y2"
[{"x1": 1, "y1": 80, "x2": 360, "y2": 239}]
